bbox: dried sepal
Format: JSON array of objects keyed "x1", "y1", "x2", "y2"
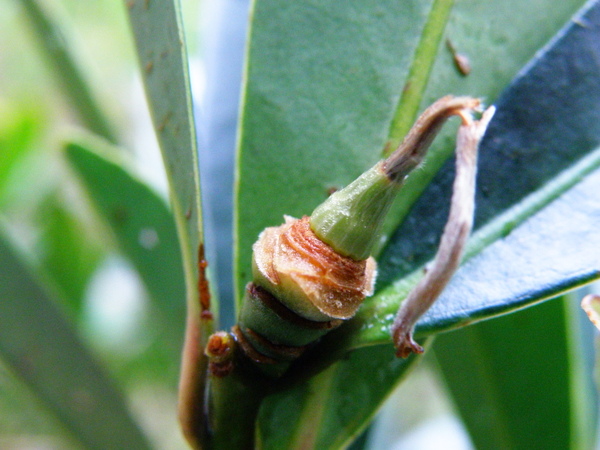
[
  {"x1": 581, "y1": 294, "x2": 600, "y2": 330},
  {"x1": 252, "y1": 216, "x2": 377, "y2": 321},
  {"x1": 392, "y1": 105, "x2": 496, "y2": 358}
]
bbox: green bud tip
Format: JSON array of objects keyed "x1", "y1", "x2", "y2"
[{"x1": 310, "y1": 96, "x2": 482, "y2": 260}]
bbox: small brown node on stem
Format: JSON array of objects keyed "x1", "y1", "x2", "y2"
[
  {"x1": 206, "y1": 332, "x2": 235, "y2": 377},
  {"x1": 231, "y1": 325, "x2": 278, "y2": 365},
  {"x1": 198, "y1": 244, "x2": 212, "y2": 315},
  {"x1": 206, "y1": 332, "x2": 234, "y2": 360}
]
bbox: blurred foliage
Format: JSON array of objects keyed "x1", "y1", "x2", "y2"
[
  {"x1": 0, "y1": 0, "x2": 197, "y2": 447},
  {"x1": 1, "y1": 0, "x2": 598, "y2": 448}
]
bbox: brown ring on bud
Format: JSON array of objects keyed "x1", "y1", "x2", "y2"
[
  {"x1": 241, "y1": 326, "x2": 307, "y2": 362},
  {"x1": 249, "y1": 283, "x2": 343, "y2": 331},
  {"x1": 231, "y1": 325, "x2": 278, "y2": 366},
  {"x1": 253, "y1": 216, "x2": 376, "y2": 320}
]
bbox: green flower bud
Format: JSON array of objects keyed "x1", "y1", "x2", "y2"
[
  {"x1": 310, "y1": 162, "x2": 400, "y2": 260},
  {"x1": 231, "y1": 96, "x2": 486, "y2": 375}
]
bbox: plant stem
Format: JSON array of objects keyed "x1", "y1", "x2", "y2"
[
  {"x1": 205, "y1": 336, "x2": 272, "y2": 449},
  {"x1": 385, "y1": 0, "x2": 455, "y2": 154}
]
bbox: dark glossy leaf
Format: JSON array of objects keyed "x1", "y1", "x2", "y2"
[
  {"x1": 0, "y1": 225, "x2": 151, "y2": 450},
  {"x1": 434, "y1": 295, "x2": 598, "y2": 450},
  {"x1": 366, "y1": 0, "x2": 600, "y2": 339},
  {"x1": 257, "y1": 342, "x2": 425, "y2": 449},
  {"x1": 359, "y1": 149, "x2": 600, "y2": 343}
]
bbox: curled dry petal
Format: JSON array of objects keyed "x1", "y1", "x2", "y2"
[
  {"x1": 392, "y1": 105, "x2": 496, "y2": 358},
  {"x1": 581, "y1": 294, "x2": 600, "y2": 330},
  {"x1": 253, "y1": 216, "x2": 376, "y2": 321}
]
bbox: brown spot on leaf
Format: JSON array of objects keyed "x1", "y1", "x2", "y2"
[
  {"x1": 112, "y1": 205, "x2": 128, "y2": 225},
  {"x1": 446, "y1": 39, "x2": 471, "y2": 76},
  {"x1": 157, "y1": 112, "x2": 172, "y2": 132}
]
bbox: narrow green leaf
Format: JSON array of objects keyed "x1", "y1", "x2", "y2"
[
  {"x1": 125, "y1": 0, "x2": 206, "y2": 314},
  {"x1": 386, "y1": 0, "x2": 454, "y2": 151},
  {"x1": 65, "y1": 136, "x2": 186, "y2": 339},
  {"x1": 434, "y1": 295, "x2": 597, "y2": 450},
  {"x1": 18, "y1": 0, "x2": 116, "y2": 142},
  {"x1": 0, "y1": 224, "x2": 151, "y2": 450},
  {"x1": 125, "y1": 2, "x2": 211, "y2": 445}
]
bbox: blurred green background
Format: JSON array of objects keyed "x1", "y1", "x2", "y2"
[{"x1": 0, "y1": 1, "x2": 200, "y2": 447}]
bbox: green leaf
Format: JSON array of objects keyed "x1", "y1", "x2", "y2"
[
  {"x1": 238, "y1": 0, "x2": 591, "y2": 447},
  {"x1": 65, "y1": 136, "x2": 185, "y2": 342},
  {"x1": 125, "y1": 0, "x2": 205, "y2": 313},
  {"x1": 35, "y1": 192, "x2": 104, "y2": 317},
  {"x1": 434, "y1": 295, "x2": 597, "y2": 449},
  {"x1": 236, "y1": 0, "x2": 434, "y2": 309},
  {"x1": 257, "y1": 341, "x2": 427, "y2": 449},
  {"x1": 0, "y1": 224, "x2": 151, "y2": 449},
  {"x1": 17, "y1": 0, "x2": 116, "y2": 142},
  {"x1": 363, "y1": 0, "x2": 600, "y2": 343},
  {"x1": 0, "y1": 106, "x2": 42, "y2": 202},
  {"x1": 125, "y1": 3, "x2": 211, "y2": 445}
]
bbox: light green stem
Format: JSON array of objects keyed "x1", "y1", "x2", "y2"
[{"x1": 386, "y1": 0, "x2": 455, "y2": 154}]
